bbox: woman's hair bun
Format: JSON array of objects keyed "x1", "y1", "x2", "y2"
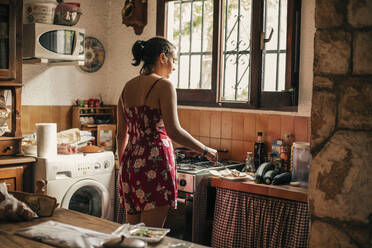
[
  {"x1": 132, "y1": 40, "x2": 146, "y2": 66},
  {"x1": 131, "y1": 37, "x2": 175, "y2": 74}
]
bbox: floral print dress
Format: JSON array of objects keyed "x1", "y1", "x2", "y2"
[{"x1": 118, "y1": 100, "x2": 177, "y2": 214}]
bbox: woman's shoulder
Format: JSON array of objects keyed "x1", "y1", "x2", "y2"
[
  {"x1": 125, "y1": 76, "x2": 141, "y2": 88},
  {"x1": 156, "y1": 78, "x2": 175, "y2": 91}
]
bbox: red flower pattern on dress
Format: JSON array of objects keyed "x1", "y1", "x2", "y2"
[{"x1": 118, "y1": 106, "x2": 177, "y2": 214}]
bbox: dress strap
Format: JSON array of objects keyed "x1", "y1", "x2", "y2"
[{"x1": 144, "y1": 78, "x2": 163, "y2": 105}]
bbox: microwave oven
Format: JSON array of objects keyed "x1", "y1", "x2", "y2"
[{"x1": 23, "y1": 23, "x2": 85, "y2": 62}]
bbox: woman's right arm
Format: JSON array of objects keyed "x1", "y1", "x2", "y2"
[
  {"x1": 116, "y1": 95, "x2": 129, "y2": 163},
  {"x1": 159, "y1": 80, "x2": 217, "y2": 162}
]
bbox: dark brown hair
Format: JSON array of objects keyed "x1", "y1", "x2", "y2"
[{"x1": 132, "y1": 37, "x2": 175, "y2": 74}]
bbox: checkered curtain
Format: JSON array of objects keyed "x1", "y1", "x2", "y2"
[
  {"x1": 114, "y1": 169, "x2": 126, "y2": 224},
  {"x1": 212, "y1": 188, "x2": 310, "y2": 248}
]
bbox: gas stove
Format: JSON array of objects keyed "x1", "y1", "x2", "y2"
[
  {"x1": 176, "y1": 151, "x2": 244, "y2": 193},
  {"x1": 168, "y1": 148, "x2": 244, "y2": 244},
  {"x1": 177, "y1": 160, "x2": 243, "y2": 174},
  {"x1": 175, "y1": 147, "x2": 243, "y2": 175}
]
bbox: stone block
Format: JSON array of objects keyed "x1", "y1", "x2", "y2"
[
  {"x1": 314, "y1": 30, "x2": 351, "y2": 75},
  {"x1": 338, "y1": 77, "x2": 372, "y2": 130},
  {"x1": 348, "y1": 0, "x2": 372, "y2": 27},
  {"x1": 315, "y1": 0, "x2": 344, "y2": 28},
  {"x1": 353, "y1": 31, "x2": 372, "y2": 74},
  {"x1": 313, "y1": 76, "x2": 334, "y2": 89},
  {"x1": 310, "y1": 90, "x2": 336, "y2": 152},
  {"x1": 310, "y1": 221, "x2": 357, "y2": 248},
  {"x1": 308, "y1": 131, "x2": 372, "y2": 223},
  {"x1": 342, "y1": 223, "x2": 372, "y2": 247}
]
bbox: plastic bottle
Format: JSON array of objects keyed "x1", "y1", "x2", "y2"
[
  {"x1": 253, "y1": 132, "x2": 266, "y2": 170},
  {"x1": 280, "y1": 134, "x2": 291, "y2": 172},
  {"x1": 243, "y1": 152, "x2": 254, "y2": 172}
]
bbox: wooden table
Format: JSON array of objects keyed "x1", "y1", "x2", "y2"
[{"x1": 0, "y1": 208, "x2": 208, "y2": 248}]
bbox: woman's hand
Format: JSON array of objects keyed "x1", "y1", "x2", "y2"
[{"x1": 205, "y1": 147, "x2": 218, "y2": 165}]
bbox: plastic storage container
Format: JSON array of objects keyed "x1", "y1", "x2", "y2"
[
  {"x1": 291, "y1": 142, "x2": 311, "y2": 185},
  {"x1": 23, "y1": 0, "x2": 58, "y2": 24}
]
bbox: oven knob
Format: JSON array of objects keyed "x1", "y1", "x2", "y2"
[{"x1": 179, "y1": 179, "x2": 187, "y2": 187}]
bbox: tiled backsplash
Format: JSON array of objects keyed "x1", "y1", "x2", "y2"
[
  {"x1": 21, "y1": 106, "x2": 72, "y2": 134},
  {"x1": 20, "y1": 106, "x2": 310, "y2": 162},
  {"x1": 176, "y1": 109, "x2": 311, "y2": 161}
]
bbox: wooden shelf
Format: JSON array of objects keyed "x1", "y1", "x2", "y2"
[
  {"x1": 210, "y1": 177, "x2": 308, "y2": 202},
  {"x1": 78, "y1": 106, "x2": 115, "y2": 110},
  {"x1": 0, "y1": 156, "x2": 36, "y2": 166},
  {"x1": 0, "y1": 82, "x2": 23, "y2": 87},
  {"x1": 79, "y1": 113, "x2": 112, "y2": 116},
  {"x1": 72, "y1": 105, "x2": 117, "y2": 147},
  {"x1": 81, "y1": 127, "x2": 98, "y2": 131},
  {"x1": 0, "y1": 136, "x2": 22, "y2": 141}
]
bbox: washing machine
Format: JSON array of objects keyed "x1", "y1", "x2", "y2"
[{"x1": 34, "y1": 151, "x2": 115, "y2": 221}]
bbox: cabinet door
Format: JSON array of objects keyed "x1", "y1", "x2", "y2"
[
  {"x1": 0, "y1": 0, "x2": 17, "y2": 80},
  {"x1": 0, "y1": 166, "x2": 23, "y2": 191}
]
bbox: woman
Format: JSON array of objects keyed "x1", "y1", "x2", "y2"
[{"x1": 116, "y1": 37, "x2": 218, "y2": 228}]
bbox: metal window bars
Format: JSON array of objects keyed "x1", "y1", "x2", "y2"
[
  {"x1": 174, "y1": 0, "x2": 211, "y2": 90},
  {"x1": 262, "y1": 0, "x2": 287, "y2": 91},
  {"x1": 222, "y1": 0, "x2": 252, "y2": 101},
  {"x1": 172, "y1": 0, "x2": 287, "y2": 100}
]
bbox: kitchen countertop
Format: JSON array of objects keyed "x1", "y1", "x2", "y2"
[
  {"x1": 0, "y1": 156, "x2": 36, "y2": 166},
  {"x1": 210, "y1": 177, "x2": 308, "y2": 202},
  {"x1": 0, "y1": 208, "x2": 208, "y2": 248}
]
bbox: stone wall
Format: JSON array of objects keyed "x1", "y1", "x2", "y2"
[{"x1": 309, "y1": 0, "x2": 372, "y2": 247}]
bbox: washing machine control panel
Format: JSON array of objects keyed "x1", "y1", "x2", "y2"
[
  {"x1": 43, "y1": 151, "x2": 115, "y2": 179},
  {"x1": 75, "y1": 152, "x2": 114, "y2": 177}
]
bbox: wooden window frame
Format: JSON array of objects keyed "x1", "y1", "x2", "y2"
[{"x1": 157, "y1": 0, "x2": 301, "y2": 111}]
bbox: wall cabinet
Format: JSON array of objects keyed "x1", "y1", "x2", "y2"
[
  {"x1": 0, "y1": 1, "x2": 33, "y2": 194},
  {"x1": 0, "y1": 0, "x2": 22, "y2": 156},
  {"x1": 0, "y1": 0, "x2": 22, "y2": 84}
]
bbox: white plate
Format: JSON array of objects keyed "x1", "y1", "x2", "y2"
[
  {"x1": 123, "y1": 227, "x2": 170, "y2": 243},
  {"x1": 210, "y1": 169, "x2": 254, "y2": 181}
]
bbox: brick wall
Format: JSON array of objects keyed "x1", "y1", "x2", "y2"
[{"x1": 309, "y1": 0, "x2": 372, "y2": 247}]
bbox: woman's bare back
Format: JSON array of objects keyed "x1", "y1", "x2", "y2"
[{"x1": 122, "y1": 75, "x2": 164, "y2": 110}]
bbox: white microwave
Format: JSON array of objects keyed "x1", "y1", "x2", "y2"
[{"x1": 23, "y1": 23, "x2": 85, "y2": 62}]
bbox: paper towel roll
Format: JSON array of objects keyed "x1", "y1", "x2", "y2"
[{"x1": 36, "y1": 123, "x2": 57, "y2": 158}]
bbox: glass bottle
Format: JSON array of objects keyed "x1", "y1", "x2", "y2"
[
  {"x1": 243, "y1": 152, "x2": 254, "y2": 172},
  {"x1": 280, "y1": 134, "x2": 291, "y2": 172},
  {"x1": 253, "y1": 132, "x2": 266, "y2": 170}
]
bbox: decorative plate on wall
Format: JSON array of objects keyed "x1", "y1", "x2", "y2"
[{"x1": 80, "y1": 37, "x2": 105, "y2": 73}]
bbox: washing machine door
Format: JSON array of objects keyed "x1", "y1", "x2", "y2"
[{"x1": 61, "y1": 179, "x2": 110, "y2": 219}]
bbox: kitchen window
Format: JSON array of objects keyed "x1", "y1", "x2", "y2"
[{"x1": 157, "y1": 0, "x2": 301, "y2": 110}]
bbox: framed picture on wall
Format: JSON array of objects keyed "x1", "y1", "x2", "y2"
[{"x1": 97, "y1": 124, "x2": 116, "y2": 151}]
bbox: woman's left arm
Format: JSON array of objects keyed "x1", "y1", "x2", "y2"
[{"x1": 116, "y1": 96, "x2": 129, "y2": 163}]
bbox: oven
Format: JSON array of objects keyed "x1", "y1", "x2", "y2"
[{"x1": 164, "y1": 148, "x2": 244, "y2": 245}]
